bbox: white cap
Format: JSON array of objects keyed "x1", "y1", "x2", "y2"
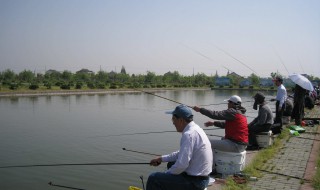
[{"x1": 224, "y1": 95, "x2": 242, "y2": 104}]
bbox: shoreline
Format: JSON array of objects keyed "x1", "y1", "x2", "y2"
[
  {"x1": 0, "y1": 88, "x2": 209, "y2": 97},
  {"x1": 0, "y1": 87, "x2": 276, "y2": 97}
]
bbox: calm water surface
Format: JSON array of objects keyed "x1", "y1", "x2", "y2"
[{"x1": 0, "y1": 89, "x2": 275, "y2": 190}]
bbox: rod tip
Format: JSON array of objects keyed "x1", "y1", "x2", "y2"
[{"x1": 122, "y1": 148, "x2": 126, "y2": 150}]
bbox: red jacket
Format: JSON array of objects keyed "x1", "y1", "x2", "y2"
[{"x1": 200, "y1": 107, "x2": 248, "y2": 144}]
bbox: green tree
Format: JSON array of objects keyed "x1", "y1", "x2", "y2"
[
  {"x1": 61, "y1": 70, "x2": 73, "y2": 81},
  {"x1": 18, "y1": 70, "x2": 35, "y2": 83},
  {"x1": 145, "y1": 71, "x2": 156, "y2": 84},
  {"x1": 249, "y1": 73, "x2": 260, "y2": 86}
]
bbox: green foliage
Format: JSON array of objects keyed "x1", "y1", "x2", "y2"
[
  {"x1": 75, "y1": 82, "x2": 83, "y2": 89},
  {"x1": 87, "y1": 82, "x2": 95, "y2": 89},
  {"x1": 0, "y1": 69, "x2": 286, "y2": 91},
  {"x1": 9, "y1": 83, "x2": 18, "y2": 90},
  {"x1": 60, "y1": 83, "x2": 71, "y2": 90},
  {"x1": 109, "y1": 83, "x2": 117, "y2": 89},
  {"x1": 29, "y1": 83, "x2": 39, "y2": 90}
]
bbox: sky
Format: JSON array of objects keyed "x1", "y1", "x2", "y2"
[{"x1": 0, "y1": 0, "x2": 319, "y2": 78}]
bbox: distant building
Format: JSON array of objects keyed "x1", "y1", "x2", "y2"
[
  {"x1": 227, "y1": 72, "x2": 243, "y2": 79},
  {"x1": 259, "y1": 78, "x2": 273, "y2": 87},
  {"x1": 215, "y1": 77, "x2": 230, "y2": 86},
  {"x1": 76, "y1": 69, "x2": 94, "y2": 74},
  {"x1": 45, "y1": 69, "x2": 60, "y2": 75},
  {"x1": 239, "y1": 79, "x2": 252, "y2": 87}
]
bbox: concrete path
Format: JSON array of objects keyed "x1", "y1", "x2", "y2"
[{"x1": 207, "y1": 106, "x2": 320, "y2": 190}]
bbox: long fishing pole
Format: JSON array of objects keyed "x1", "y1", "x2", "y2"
[
  {"x1": 0, "y1": 162, "x2": 150, "y2": 169},
  {"x1": 123, "y1": 148, "x2": 160, "y2": 156},
  {"x1": 181, "y1": 43, "x2": 236, "y2": 73},
  {"x1": 207, "y1": 134, "x2": 224, "y2": 138},
  {"x1": 133, "y1": 88, "x2": 192, "y2": 108},
  {"x1": 272, "y1": 47, "x2": 290, "y2": 75},
  {"x1": 48, "y1": 181, "x2": 86, "y2": 190},
  {"x1": 91, "y1": 128, "x2": 222, "y2": 138},
  {"x1": 255, "y1": 168, "x2": 310, "y2": 182},
  {"x1": 213, "y1": 44, "x2": 258, "y2": 75}
]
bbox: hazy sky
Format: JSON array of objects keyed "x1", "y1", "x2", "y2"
[{"x1": 1, "y1": 0, "x2": 319, "y2": 77}]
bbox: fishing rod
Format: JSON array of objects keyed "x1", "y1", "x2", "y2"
[
  {"x1": 272, "y1": 47, "x2": 290, "y2": 75},
  {"x1": 181, "y1": 43, "x2": 236, "y2": 73},
  {"x1": 207, "y1": 134, "x2": 224, "y2": 138},
  {"x1": 48, "y1": 181, "x2": 86, "y2": 190},
  {"x1": 213, "y1": 44, "x2": 258, "y2": 76},
  {"x1": 123, "y1": 148, "x2": 160, "y2": 156},
  {"x1": 0, "y1": 162, "x2": 150, "y2": 169},
  {"x1": 90, "y1": 128, "x2": 222, "y2": 138},
  {"x1": 293, "y1": 136, "x2": 320, "y2": 142},
  {"x1": 255, "y1": 168, "x2": 310, "y2": 182},
  {"x1": 133, "y1": 88, "x2": 192, "y2": 108}
]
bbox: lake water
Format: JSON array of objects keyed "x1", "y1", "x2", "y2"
[{"x1": 0, "y1": 89, "x2": 275, "y2": 190}]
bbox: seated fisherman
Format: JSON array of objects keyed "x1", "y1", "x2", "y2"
[{"x1": 247, "y1": 92, "x2": 274, "y2": 150}]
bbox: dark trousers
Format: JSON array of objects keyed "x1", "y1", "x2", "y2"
[
  {"x1": 248, "y1": 124, "x2": 272, "y2": 146},
  {"x1": 275, "y1": 101, "x2": 284, "y2": 127}
]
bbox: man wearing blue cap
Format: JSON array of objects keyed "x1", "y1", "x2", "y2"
[{"x1": 146, "y1": 105, "x2": 213, "y2": 190}]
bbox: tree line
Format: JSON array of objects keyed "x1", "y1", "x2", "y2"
[
  {"x1": 1, "y1": 67, "x2": 318, "y2": 91},
  {"x1": 0, "y1": 67, "x2": 216, "y2": 90}
]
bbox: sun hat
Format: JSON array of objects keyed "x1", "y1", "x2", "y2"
[
  {"x1": 165, "y1": 105, "x2": 193, "y2": 119},
  {"x1": 224, "y1": 95, "x2": 242, "y2": 104},
  {"x1": 254, "y1": 92, "x2": 265, "y2": 102}
]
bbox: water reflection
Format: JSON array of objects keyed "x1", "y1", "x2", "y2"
[{"x1": 0, "y1": 89, "x2": 276, "y2": 190}]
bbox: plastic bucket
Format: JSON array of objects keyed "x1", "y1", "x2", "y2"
[{"x1": 214, "y1": 149, "x2": 246, "y2": 175}]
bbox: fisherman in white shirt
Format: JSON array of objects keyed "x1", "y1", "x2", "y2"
[
  {"x1": 272, "y1": 76, "x2": 287, "y2": 128},
  {"x1": 147, "y1": 105, "x2": 213, "y2": 190}
]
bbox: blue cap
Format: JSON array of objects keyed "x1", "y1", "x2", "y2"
[{"x1": 166, "y1": 105, "x2": 193, "y2": 119}]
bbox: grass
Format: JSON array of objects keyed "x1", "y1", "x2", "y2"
[
  {"x1": 222, "y1": 129, "x2": 291, "y2": 190},
  {"x1": 313, "y1": 142, "x2": 320, "y2": 190}
]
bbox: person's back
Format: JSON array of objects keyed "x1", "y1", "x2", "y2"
[{"x1": 283, "y1": 99, "x2": 293, "y2": 116}]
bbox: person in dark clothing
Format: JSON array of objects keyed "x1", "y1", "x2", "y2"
[
  {"x1": 247, "y1": 93, "x2": 274, "y2": 150},
  {"x1": 283, "y1": 98, "x2": 293, "y2": 117},
  {"x1": 291, "y1": 84, "x2": 307, "y2": 126}
]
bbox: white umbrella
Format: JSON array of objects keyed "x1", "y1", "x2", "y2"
[{"x1": 288, "y1": 74, "x2": 314, "y2": 91}]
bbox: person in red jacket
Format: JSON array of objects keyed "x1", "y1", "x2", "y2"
[{"x1": 193, "y1": 95, "x2": 248, "y2": 172}]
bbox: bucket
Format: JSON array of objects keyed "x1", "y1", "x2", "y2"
[
  {"x1": 256, "y1": 130, "x2": 273, "y2": 148},
  {"x1": 214, "y1": 149, "x2": 246, "y2": 175}
]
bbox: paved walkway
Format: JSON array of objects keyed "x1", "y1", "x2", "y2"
[
  {"x1": 208, "y1": 105, "x2": 320, "y2": 190},
  {"x1": 248, "y1": 125, "x2": 319, "y2": 190}
]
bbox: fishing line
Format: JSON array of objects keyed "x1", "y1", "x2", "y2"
[
  {"x1": 0, "y1": 162, "x2": 150, "y2": 169},
  {"x1": 48, "y1": 181, "x2": 86, "y2": 190}
]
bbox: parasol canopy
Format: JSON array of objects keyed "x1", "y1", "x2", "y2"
[{"x1": 288, "y1": 74, "x2": 314, "y2": 91}]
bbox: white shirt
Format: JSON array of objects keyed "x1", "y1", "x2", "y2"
[
  {"x1": 276, "y1": 84, "x2": 287, "y2": 109},
  {"x1": 162, "y1": 121, "x2": 213, "y2": 176}
]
